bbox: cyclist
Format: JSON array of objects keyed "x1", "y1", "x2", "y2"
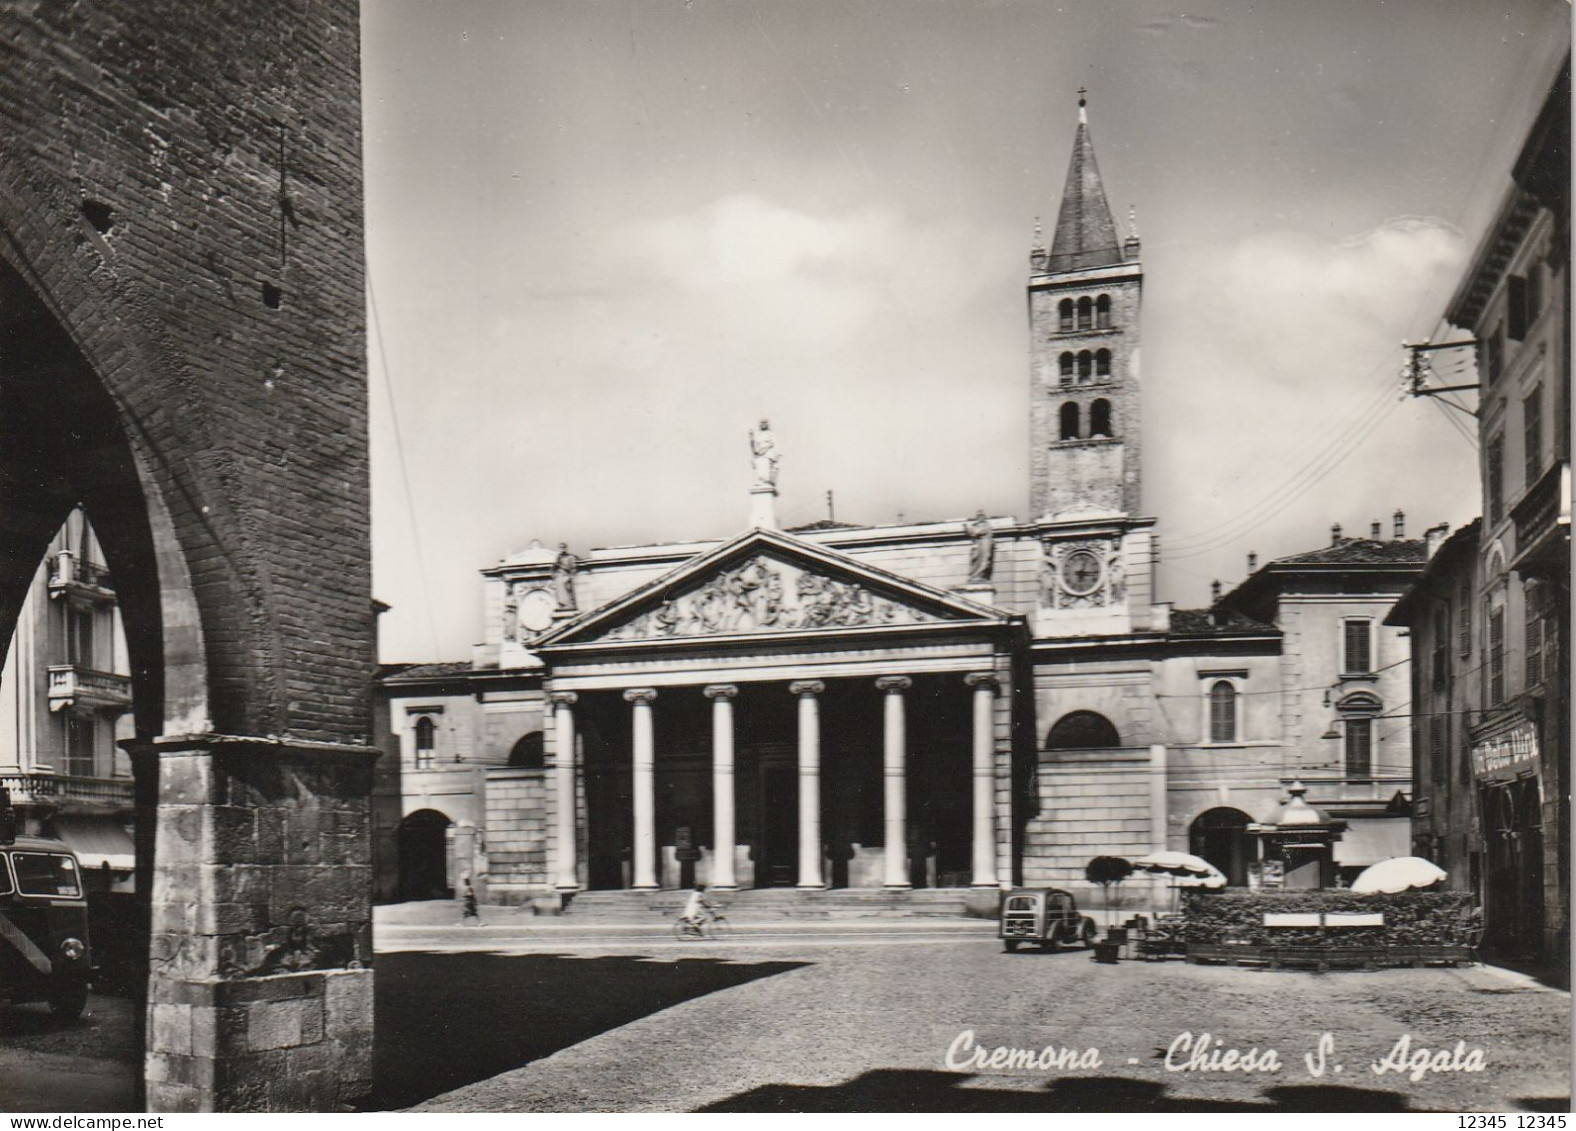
[{"x1": 678, "y1": 882, "x2": 716, "y2": 936}]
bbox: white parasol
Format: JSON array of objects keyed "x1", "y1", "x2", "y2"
[
  {"x1": 1133, "y1": 852, "x2": 1226, "y2": 909},
  {"x1": 1350, "y1": 856, "x2": 1447, "y2": 894},
  {"x1": 1132, "y1": 851, "x2": 1220, "y2": 878}
]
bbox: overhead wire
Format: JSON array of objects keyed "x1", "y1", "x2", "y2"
[
  {"x1": 368, "y1": 274, "x2": 444, "y2": 661},
  {"x1": 1166, "y1": 396, "x2": 1406, "y2": 560},
  {"x1": 1164, "y1": 375, "x2": 1399, "y2": 549}
]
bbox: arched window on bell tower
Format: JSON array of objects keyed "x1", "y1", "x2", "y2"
[
  {"x1": 1095, "y1": 349, "x2": 1111, "y2": 378},
  {"x1": 1090, "y1": 398, "x2": 1112, "y2": 437},
  {"x1": 1096, "y1": 293, "x2": 1112, "y2": 329},
  {"x1": 1059, "y1": 402, "x2": 1080, "y2": 440},
  {"x1": 1059, "y1": 352, "x2": 1075, "y2": 383},
  {"x1": 1059, "y1": 299, "x2": 1074, "y2": 333},
  {"x1": 1077, "y1": 351, "x2": 1092, "y2": 382},
  {"x1": 1077, "y1": 296, "x2": 1092, "y2": 330}
]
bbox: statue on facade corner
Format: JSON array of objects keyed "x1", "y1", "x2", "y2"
[
  {"x1": 965, "y1": 510, "x2": 994, "y2": 582},
  {"x1": 502, "y1": 582, "x2": 520, "y2": 642},
  {"x1": 553, "y1": 543, "x2": 579, "y2": 611},
  {"x1": 750, "y1": 418, "x2": 780, "y2": 489}
]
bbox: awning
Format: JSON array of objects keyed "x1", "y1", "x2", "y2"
[
  {"x1": 52, "y1": 817, "x2": 136, "y2": 871},
  {"x1": 1333, "y1": 817, "x2": 1410, "y2": 867}
]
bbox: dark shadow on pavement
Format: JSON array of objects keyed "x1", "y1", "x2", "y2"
[
  {"x1": 1515, "y1": 1097, "x2": 1574, "y2": 1112},
  {"x1": 700, "y1": 1069, "x2": 1442, "y2": 1113},
  {"x1": 367, "y1": 950, "x2": 808, "y2": 1110}
]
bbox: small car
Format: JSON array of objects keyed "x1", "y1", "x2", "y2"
[
  {"x1": 0, "y1": 824, "x2": 93, "y2": 1018},
  {"x1": 999, "y1": 886, "x2": 1098, "y2": 953}
]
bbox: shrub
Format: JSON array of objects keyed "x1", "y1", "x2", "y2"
[{"x1": 1181, "y1": 889, "x2": 1474, "y2": 948}]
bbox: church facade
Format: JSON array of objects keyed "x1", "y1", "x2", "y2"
[{"x1": 375, "y1": 99, "x2": 1419, "y2": 908}]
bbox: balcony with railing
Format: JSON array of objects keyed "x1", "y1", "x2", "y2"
[
  {"x1": 47, "y1": 665, "x2": 133, "y2": 713},
  {"x1": 47, "y1": 551, "x2": 115, "y2": 602},
  {"x1": 0, "y1": 771, "x2": 134, "y2": 808},
  {"x1": 1510, "y1": 460, "x2": 1571, "y2": 579}
]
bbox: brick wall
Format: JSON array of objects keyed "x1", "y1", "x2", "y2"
[
  {"x1": 1027, "y1": 268, "x2": 1143, "y2": 520},
  {"x1": 0, "y1": 0, "x2": 370, "y2": 744}
]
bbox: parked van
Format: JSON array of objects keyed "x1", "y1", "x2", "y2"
[{"x1": 0, "y1": 793, "x2": 93, "y2": 1018}]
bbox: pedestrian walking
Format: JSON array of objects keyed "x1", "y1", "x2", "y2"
[{"x1": 461, "y1": 876, "x2": 483, "y2": 926}]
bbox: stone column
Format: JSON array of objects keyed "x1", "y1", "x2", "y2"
[
  {"x1": 134, "y1": 736, "x2": 377, "y2": 1113},
  {"x1": 550, "y1": 691, "x2": 579, "y2": 890},
  {"x1": 704, "y1": 685, "x2": 739, "y2": 891},
  {"x1": 876, "y1": 676, "x2": 912, "y2": 889},
  {"x1": 625, "y1": 688, "x2": 659, "y2": 890},
  {"x1": 790, "y1": 680, "x2": 827, "y2": 889},
  {"x1": 965, "y1": 672, "x2": 1000, "y2": 888}
]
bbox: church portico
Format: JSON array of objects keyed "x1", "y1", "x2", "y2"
[
  {"x1": 524, "y1": 525, "x2": 1020, "y2": 896},
  {"x1": 542, "y1": 663, "x2": 1011, "y2": 894}
]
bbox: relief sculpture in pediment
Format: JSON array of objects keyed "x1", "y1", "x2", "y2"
[{"x1": 601, "y1": 555, "x2": 942, "y2": 641}]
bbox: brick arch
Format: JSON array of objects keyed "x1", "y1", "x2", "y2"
[
  {"x1": 0, "y1": 3, "x2": 372, "y2": 1107},
  {"x1": 0, "y1": 112, "x2": 371, "y2": 746},
  {"x1": 0, "y1": 190, "x2": 216, "y2": 737}
]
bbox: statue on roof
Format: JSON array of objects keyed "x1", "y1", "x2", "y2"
[
  {"x1": 750, "y1": 418, "x2": 780, "y2": 489},
  {"x1": 553, "y1": 543, "x2": 579, "y2": 611},
  {"x1": 965, "y1": 510, "x2": 995, "y2": 582}
]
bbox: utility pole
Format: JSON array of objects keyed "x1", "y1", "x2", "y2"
[{"x1": 1400, "y1": 339, "x2": 1481, "y2": 416}]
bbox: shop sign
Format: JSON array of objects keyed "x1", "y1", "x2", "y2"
[{"x1": 1473, "y1": 723, "x2": 1539, "y2": 780}]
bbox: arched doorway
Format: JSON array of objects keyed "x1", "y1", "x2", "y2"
[
  {"x1": 397, "y1": 809, "x2": 454, "y2": 901},
  {"x1": 1189, "y1": 807, "x2": 1252, "y2": 886},
  {"x1": 1046, "y1": 710, "x2": 1121, "y2": 750}
]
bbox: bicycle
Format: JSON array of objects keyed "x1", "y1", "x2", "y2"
[{"x1": 673, "y1": 912, "x2": 730, "y2": 941}]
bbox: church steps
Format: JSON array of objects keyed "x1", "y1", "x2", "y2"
[{"x1": 561, "y1": 887, "x2": 982, "y2": 921}]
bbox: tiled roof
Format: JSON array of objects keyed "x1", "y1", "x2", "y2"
[
  {"x1": 381, "y1": 661, "x2": 473, "y2": 681},
  {"x1": 1169, "y1": 607, "x2": 1278, "y2": 636},
  {"x1": 1269, "y1": 538, "x2": 1427, "y2": 567}
]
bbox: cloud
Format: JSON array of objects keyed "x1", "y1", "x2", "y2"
[
  {"x1": 1137, "y1": 11, "x2": 1220, "y2": 35},
  {"x1": 1148, "y1": 216, "x2": 1475, "y2": 589}
]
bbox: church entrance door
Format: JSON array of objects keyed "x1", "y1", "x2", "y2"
[{"x1": 757, "y1": 761, "x2": 798, "y2": 886}]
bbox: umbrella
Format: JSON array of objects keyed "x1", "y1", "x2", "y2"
[
  {"x1": 1350, "y1": 856, "x2": 1447, "y2": 894},
  {"x1": 1132, "y1": 852, "x2": 1226, "y2": 910},
  {"x1": 1132, "y1": 851, "x2": 1218, "y2": 878}
]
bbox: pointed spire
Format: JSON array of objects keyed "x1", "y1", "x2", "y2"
[{"x1": 1048, "y1": 88, "x2": 1122, "y2": 274}]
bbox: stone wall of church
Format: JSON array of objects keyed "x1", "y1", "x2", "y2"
[
  {"x1": 1023, "y1": 746, "x2": 1168, "y2": 911},
  {"x1": 482, "y1": 767, "x2": 550, "y2": 900}
]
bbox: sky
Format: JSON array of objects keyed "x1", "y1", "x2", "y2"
[{"x1": 361, "y1": 0, "x2": 1571, "y2": 663}]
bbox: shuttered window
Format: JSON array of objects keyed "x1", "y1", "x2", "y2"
[
  {"x1": 1208, "y1": 681, "x2": 1237, "y2": 743},
  {"x1": 1343, "y1": 620, "x2": 1372, "y2": 674}
]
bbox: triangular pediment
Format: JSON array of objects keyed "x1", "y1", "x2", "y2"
[{"x1": 539, "y1": 528, "x2": 1009, "y2": 648}]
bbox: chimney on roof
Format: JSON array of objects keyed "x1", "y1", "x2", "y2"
[
  {"x1": 1370, "y1": 520, "x2": 1382, "y2": 540},
  {"x1": 1247, "y1": 551, "x2": 1258, "y2": 573},
  {"x1": 1331, "y1": 523, "x2": 1343, "y2": 546},
  {"x1": 1425, "y1": 522, "x2": 1450, "y2": 559},
  {"x1": 1394, "y1": 509, "x2": 1406, "y2": 540},
  {"x1": 1210, "y1": 579, "x2": 1222, "y2": 604}
]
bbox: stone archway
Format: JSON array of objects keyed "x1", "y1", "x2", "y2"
[
  {"x1": 1, "y1": 2, "x2": 373, "y2": 1111},
  {"x1": 397, "y1": 809, "x2": 455, "y2": 901}
]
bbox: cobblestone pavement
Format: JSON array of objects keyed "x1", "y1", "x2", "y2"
[
  {"x1": 397, "y1": 925, "x2": 1570, "y2": 1114},
  {"x1": 0, "y1": 994, "x2": 138, "y2": 1112},
  {"x1": 0, "y1": 913, "x2": 1565, "y2": 1114}
]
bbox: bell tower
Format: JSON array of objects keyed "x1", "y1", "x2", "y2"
[{"x1": 1028, "y1": 90, "x2": 1142, "y2": 521}]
